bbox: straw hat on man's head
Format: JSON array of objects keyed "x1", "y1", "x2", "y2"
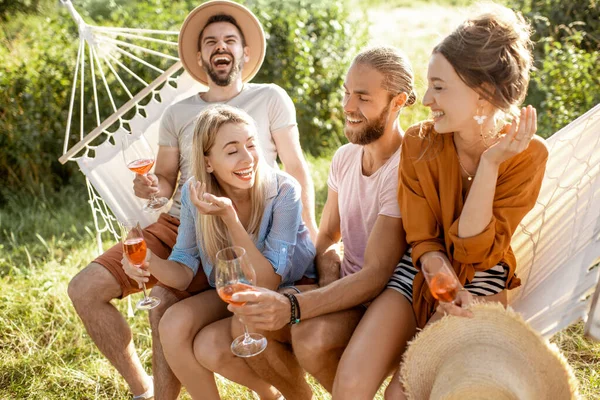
[
  {"x1": 401, "y1": 303, "x2": 579, "y2": 400},
  {"x1": 178, "y1": 0, "x2": 266, "y2": 85}
]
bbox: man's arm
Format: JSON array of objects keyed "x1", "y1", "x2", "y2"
[
  {"x1": 133, "y1": 145, "x2": 180, "y2": 200},
  {"x1": 298, "y1": 215, "x2": 406, "y2": 319},
  {"x1": 273, "y1": 125, "x2": 318, "y2": 243},
  {"x1": 229, "y1": 214, "x2": 406, "y2": 331},
  {"x1": 315, "y1": 188, "x2": 342, "y2": 287}
]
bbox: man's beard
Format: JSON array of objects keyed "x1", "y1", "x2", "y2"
[
  {"x1": 202, "y1": 50, "x2": 245, "y2": 87},
  {"x1": 344, "y1": 104, "x2": 390, "y2": 146}
]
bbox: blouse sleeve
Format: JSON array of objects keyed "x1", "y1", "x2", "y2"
[
  {"x1": 167, "y1": 182, "x2": 201, "y2": 275},
  {"x1": 398, "y1": 136, "x2": 445, "y2": 267},
  {"x1": 447, "y1": 140, "x2": 548, "y2": 270},
  {"x1": 262, "y1": 175, "x2": 307, "y2": 282}
]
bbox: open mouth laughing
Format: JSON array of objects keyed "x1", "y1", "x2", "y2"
[
  {"x1": 233, "y1": 167, "x2": 254, "y2": 181},
  {"x1": 212, "y1": 54, "x2": 232, "y2": 71},
  {"x1": 431, "y1": 110, "x2": 445, "y2": 121},
  {"x1": 345, "y1": 114, "x2": 364, "y2": 126}
]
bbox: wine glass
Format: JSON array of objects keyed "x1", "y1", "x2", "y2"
[
  {"x1": 421, "y1": 255, "x2": 463, "y2": 304},
  {"x1": 121, "y1": 220, "x2": 161, "y2": 310},
  {"x1": 215, "y1": 246, "x2": 267, "y2": 358},
  {"x1": 122, "y1": 134, "x2": 169, "y2": 213}
]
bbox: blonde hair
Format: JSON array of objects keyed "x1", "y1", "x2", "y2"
[
  {"x1": 191, "y1": 105, "x2": 267, "y2": 265},
  {"x1": 353, "y1": 46, "x2": 417, "y2": 105}
]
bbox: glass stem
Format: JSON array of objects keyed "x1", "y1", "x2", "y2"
[
  {"x1": 143, "y1": 173, "x2": 157, "y2": 202},
  {"x1": 242, "y1": 324, "x2": 252, "y2": 344},
  {"x1": 141, "y1": 282, "x2": 150, "y2": 300}
]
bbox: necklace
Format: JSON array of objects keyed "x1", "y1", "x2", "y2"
[{"x1": 456, "y1": 152, "x2": 475, "y2": 181}]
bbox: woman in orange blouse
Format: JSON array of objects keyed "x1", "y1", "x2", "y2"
[
  {"x1": 384, "y1": 4, "x2": 548, "y2": 398},
  {"x1": 382, "y1": 6, "x2": 549, "y2": 397},
  {"x1": 394, "y1": 4, "x2": 548, "y2": 326}
]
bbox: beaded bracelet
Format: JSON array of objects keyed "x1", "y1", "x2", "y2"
[{"x1": 284, "y1": 293, "x2": 301, "y2": 325}]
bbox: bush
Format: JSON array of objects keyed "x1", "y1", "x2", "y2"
[
  {"x1": 531, "y1": 34, "x2": 600, "y2": 137},
  {"x1": 0, "y1": 0, "x2": 367, "y2": 198},
  {"x1": 507, "y1": 0, "x2": 600, "y2": 137},
  {"x1": 248, "y1": 0, "x2": 367, "y2": 154}
]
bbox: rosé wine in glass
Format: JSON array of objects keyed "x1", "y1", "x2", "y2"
[
  {"x1": 122, "y1": 135, "x2": 168, "y2": 213},
  {"x1": 217, "y1": 282, "x2": 254, "y2": 306},
  {"x1": 127, "y1": 158, "x2": 155, "y2": 175},
  {"x1": 429, "y1": 273, "x2": 460, "y2": 303},
  {"x1": 121, "y1": 221, "x2": 160, "y2": 310},
  {"x1": 422, "y1": 254, "x2": 463, "y2": 304},
  {"x1": 215, "y1": 246, "x2": 267, "y2": 358}
]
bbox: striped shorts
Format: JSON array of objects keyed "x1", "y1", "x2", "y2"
[{"x1": 387, "y1": 248, "x2": 510, "y2": 303}]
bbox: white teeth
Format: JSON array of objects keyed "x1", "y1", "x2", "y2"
[
  {"x1": 234, "y1": 168, "x2": 253, "y2": 177},
  {"x1": 214, "y1": 56, "x2": 231, "y2": 63},
  {"x1": 431, "y1": 111, "x2": 445, "y2": 118},
  {"x1": 347, "y1": 118, "x2": 362, "y2": 123}
]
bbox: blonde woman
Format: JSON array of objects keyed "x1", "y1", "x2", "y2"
[{"x1": 122, "y1": 104, "x2": 316, "y2": 399}]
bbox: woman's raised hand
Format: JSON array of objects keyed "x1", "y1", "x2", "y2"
[
  {"x1": 189, "y1": 180, "x2": 236, "y2": 221},
  {"x1": 482, "y1": 105, "x2": 537, "y2": 166}
]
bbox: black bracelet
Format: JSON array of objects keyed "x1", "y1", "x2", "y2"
[
  {"x1": 291, "y1": 294, "x2": 300, "y2": 324},
  {"x1": 284, "y1": 293, "x2": 301, "y2": 325}
]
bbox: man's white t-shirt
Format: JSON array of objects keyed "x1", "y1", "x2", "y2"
[{"x1": 159, "y1": 83, "x2": 297, "y2": 218}]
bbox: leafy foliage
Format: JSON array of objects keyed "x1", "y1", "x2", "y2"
[
  {"x1": 531, "y1": 34, "x2": 599, "y2": 137},
  {"x1": 507, "y1": 0, "x2": 600, "y2": 137}
]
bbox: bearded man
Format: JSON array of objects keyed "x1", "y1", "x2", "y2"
[{"x1": 67, "y1": 1, "x2": 317, "y2": 399}]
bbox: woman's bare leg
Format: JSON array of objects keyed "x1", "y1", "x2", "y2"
[
  {"x1": 159, "y1": 290, "x2": 229, "y2": 400},
  {"x1": 194, "y1": 318, "x2": 282, "y2": 400}
]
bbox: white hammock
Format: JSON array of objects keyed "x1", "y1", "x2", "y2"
[
  {"x1": 57, "y1": 0, "x2": 600, "y2": 338},
  {"x1": 58, "y1": 0, "x2": 202, "y2": 245},
  {"x1": 509, "y1": 103, "x2": 600, "y2": 338}
]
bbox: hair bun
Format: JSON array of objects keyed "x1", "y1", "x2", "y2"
[{"x1": 473, "y1": 4, "x2": 532, "y2": 49}]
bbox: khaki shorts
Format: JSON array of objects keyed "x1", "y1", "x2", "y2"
[{"x1": 94, "y1": 213, "x2": 210, "y2": 300}]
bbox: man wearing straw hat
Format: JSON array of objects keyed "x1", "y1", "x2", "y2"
[{"x1": 67, "y1": 1, "x2": 317, "y2": 399}]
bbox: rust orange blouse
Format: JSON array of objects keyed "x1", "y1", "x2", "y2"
[{"x1": 399, "y1": 122, "x2": 549, "y2": 328}]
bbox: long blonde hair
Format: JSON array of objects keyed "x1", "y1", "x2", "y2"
[{"x1": 191, "y1": 105, "x2": 268, "y2": 265}]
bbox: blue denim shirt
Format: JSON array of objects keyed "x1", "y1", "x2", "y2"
[{"x1": 169, "y1": 169, "x2": 316, "y2": 288}]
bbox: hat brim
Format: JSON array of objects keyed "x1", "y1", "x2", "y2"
[
  {"x1": 400, "y1": 303, "x2": 579, "y2": 399},
  {"x1": 178, "y1": 0, "x2": 266, "y2": 86}
]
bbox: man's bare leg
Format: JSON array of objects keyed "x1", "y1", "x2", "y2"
[
  {"x1": 68, "y1": 263, "x2": 151, "y2": 397},
  {"x1": 333, "y1": 289, "x2": 416, "y2": 399},
  {"x1": 291, "y1": 308, "x2": 365, "y2": 392},
  {"x1": 148, "y1": 286, "x2": 181, "y2": 400},
  {"x1": 195, "y1": 318, "x2": 284, "y2": 400}
]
